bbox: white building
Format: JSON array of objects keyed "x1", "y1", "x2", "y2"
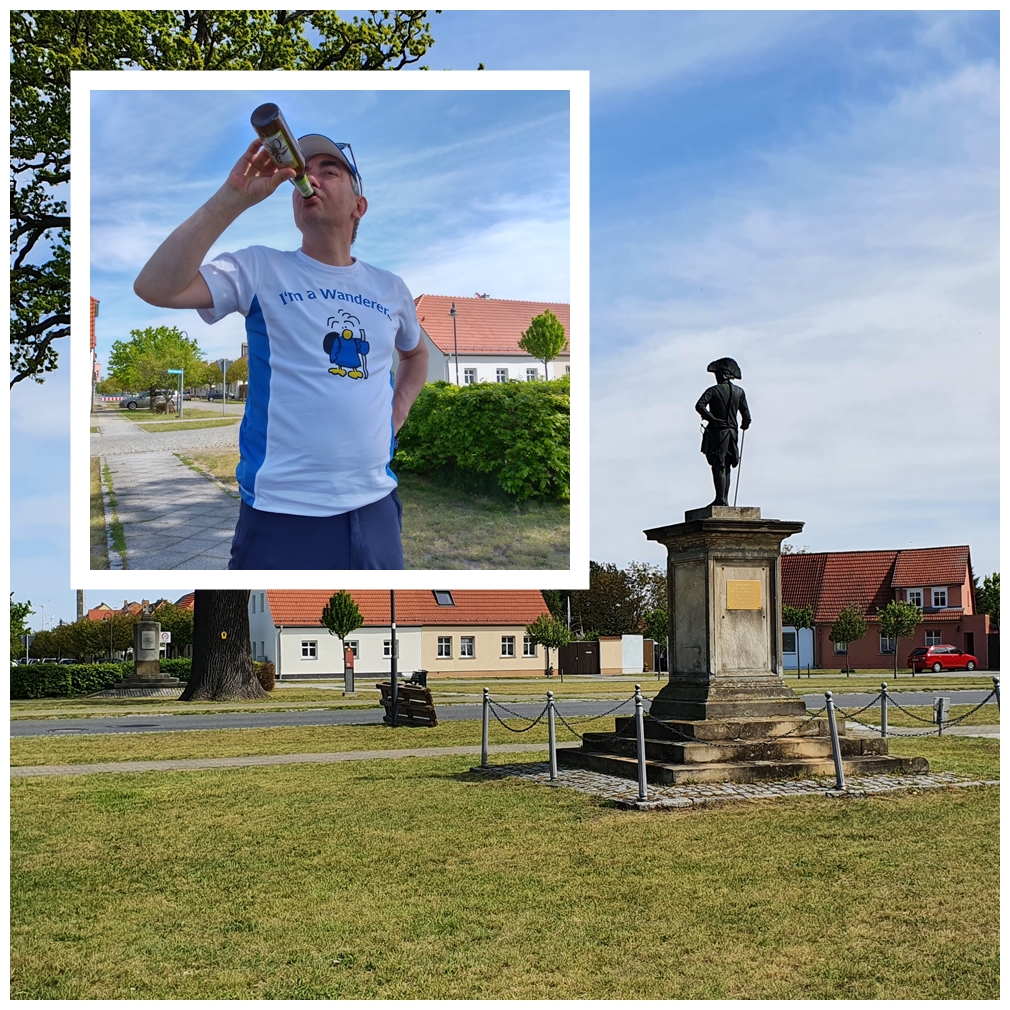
[
  {"x1": 248, "y1": 589, "x2": 553, "y2": 680},
  {"x1": 408, "y1": 294, "x2": 570, "y2": 385}
]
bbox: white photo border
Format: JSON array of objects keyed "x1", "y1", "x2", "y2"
[{"x1": 70, "y1": 69, "x2": 589, "y2": 591}]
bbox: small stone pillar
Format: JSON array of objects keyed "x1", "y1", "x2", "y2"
[
  {"x1": 133, "y1": 620, "x2": 162, "y2": 680},
  {"x1": 343, "y1": 645, "x2": 355, "y2": 697},
  {"x1": 645, "y1": 505, "x2": 806, "y2": 722}
]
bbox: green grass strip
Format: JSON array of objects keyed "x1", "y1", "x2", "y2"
[
  {"x1": 100, "y1": 460, "x2": 128, "y2": 568},
  {"x1": 135, "y1": 418, "x2": 238, "y2": 433}
]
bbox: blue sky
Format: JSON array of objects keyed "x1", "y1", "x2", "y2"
[{"x1": 11, "y1": 10, "x2": 999, "y2": 626}]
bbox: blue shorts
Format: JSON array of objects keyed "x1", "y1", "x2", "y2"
[{"x1": 228, "y1": 490, "x2": 403, "y2": 570}]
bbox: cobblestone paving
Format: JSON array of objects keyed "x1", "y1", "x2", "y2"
[{"x1": 472, "y1": 763, "x2": 998, "y2": 809}]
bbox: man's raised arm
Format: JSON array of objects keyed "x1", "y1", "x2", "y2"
[{"x1": 134, "y1": 140, "x2": 295, "y2": 309}]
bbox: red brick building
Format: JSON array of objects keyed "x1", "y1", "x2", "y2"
[{"x1": 782, "y1": 546, "x2": 992, "y2": 670}]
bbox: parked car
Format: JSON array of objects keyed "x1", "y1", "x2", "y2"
[
  {"x1": 907, "y1": 645, "x2": 978, "y2": 673},
  {"x1": 120, "y1": 391, "x2": 176, "y2": 411},
  {"x1": 206, "y1": 389, "x2": 225, "y2": 399}
]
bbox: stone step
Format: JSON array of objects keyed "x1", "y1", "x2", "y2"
[
  {"x1": 557, "y1": 747, "x2": 927, "y2": 785},
  {"x1": 623, "y1": 714, "x2": 845, "y2": 741},
  {"x1": 583, "y1": 731, "x2": 889, "y2": 765}
]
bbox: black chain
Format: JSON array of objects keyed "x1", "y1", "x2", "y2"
[
  {"x1": 553, "y1": 709, "x2": 585, "y2": 740},
  {"x1": 833, "y1": 692, "x2": 884, "y2": 720},
  {"x1": 553, "y1": 693, "x2": 641, "y2": 725},
  {"x1": 487, "y1": 700, "x2": 548, "y2": 734}
]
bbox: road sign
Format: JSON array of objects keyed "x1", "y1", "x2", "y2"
[
  {"x1": 160, "y1": 631, "x2": 172, "y2": 643},
  {"x1": 166, "y1": 369, "x2": 183, "y2": 374}
]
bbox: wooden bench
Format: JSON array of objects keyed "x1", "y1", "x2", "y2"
[{"x1": 377, "y1": 681, "x2": 438, "y2": 727}]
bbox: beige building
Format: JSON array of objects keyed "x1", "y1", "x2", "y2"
[{"x1": 248, "y1": 589, "x2": 552, "y2": 680}]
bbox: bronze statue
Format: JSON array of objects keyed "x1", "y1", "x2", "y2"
[{"x1": 696, "y1": 357, "x2": 750, "y2": 506}]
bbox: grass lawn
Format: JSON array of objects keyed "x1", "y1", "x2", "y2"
[
  {"x1": 9, "y1": 733, "x2": 998, "y2": 999},
  {"x1": 174, "y1": 452, "x2": 569, "y2": 569},
  {"x1": 134, "y1": 418, "x2": 239, "y2": 433},
  {"x1": 89, "y1": 457, "x2": 109, "y2": 570}
]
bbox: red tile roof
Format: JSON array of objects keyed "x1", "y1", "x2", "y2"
[
  {"x1": 891, "y1": 546, "x2": 971, "y2": 588},
  {"x1": 174, "y1": 593, "x2": 195, "y2": 611},
  {"x1": 782, "y1": 546, "x2": 975, "y2": 623},
  {"x1": 264, "y1": 590, "x2": 549, "y2": 628},
  {"x1": 414, "y1": 295, "x2": 570, "y2": 356}
]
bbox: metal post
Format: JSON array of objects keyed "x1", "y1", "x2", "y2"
[
  {"x1": 449, "y1": 302, "x2": 459, "y2": 386},
  {"x1": 547, "y1": 690, "x2": 557, "y2": 781},
  {"x1": 824, "y1": 691, "x2": 846, "y2": 791},
  {"x1": 934, "y1": 697, "x2": 950, "y2": 736},
  {"x1": 880, "y1": 682, "x2": 888, "y2": 739},
  {"x1": 993, "y1": 676, "x2": 1000, "y2": 711},
  {"x1": 481, "y1": 687, "x2": 490, "y2": 768},
  {"x1": 389, "y1": 590, "x2": 398, "y2": 726},
  {"x1": 635, "y1": 683, "x2": 648, "y2": 803}
]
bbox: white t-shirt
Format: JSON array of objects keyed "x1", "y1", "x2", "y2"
[{"x1": 198, "y1": 247, "x2": 420, "y2": 516}]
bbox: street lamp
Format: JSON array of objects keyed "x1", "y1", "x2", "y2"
[
  {"x1": 449, "y1": 302, "x2": 459, "y2": 386},
  {"x1": 217, "y1": 358, "x2": 231, "y2": 416},
  {"x1": 103, "y1": 613, "x2": 113, "y2": 662}
]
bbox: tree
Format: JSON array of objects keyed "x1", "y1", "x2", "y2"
[
  {"x1": 518, "y1": 309, "x2": 567, "y2": 378},
  {"x1": 525, "y1": 612, "x2": 572, "y2": 677},
  {"x1": 226, "y1": 357, "x2": 249, "y2": 385},
  {"x1": 96, "y1": 376, "x2": 128, "y2": 395},
  {"x1": 10, "y1": 594, "x2": 34, "y2": 659},
  {"x1": 10, "y1": 9, "x2": 438, "y2": 386},
  {"x1": 828, "y1": 604, "x2": 866, "y2": 675},
  {"x1": 975, "y1": 572, "x2": 999, "y2": 629},
  {"x1": 107, "y1": 326, "x2": 206, "y2": 409},
  {"x1": 782, "y1": 604, "x2": 813, "y2": 673},
  {"x1": 180, "y1": 590, "x2": 266, "y2": 701},
  {"x1": 877, "y1": 600, "x2": 923, "y2": 679},
  {"x1": 320, "y1": 591, "x2": 364, "y2": 659},
  {"x1": 153, "y1": 601, "x2": 194, "y2": 657}
]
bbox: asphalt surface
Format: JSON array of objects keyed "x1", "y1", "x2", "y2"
[
  {"x1": 11, "y1": 691, "x2": 998, "y2": 738},
  {"x1": 10, "y1": 698, "x2": 639, "y2": 738}
]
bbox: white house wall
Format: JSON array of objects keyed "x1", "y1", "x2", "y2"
[{"x1": 278, "y1": 625, "x2": 422, "y2": 678}]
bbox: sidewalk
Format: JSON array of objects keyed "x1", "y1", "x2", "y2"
[
  {"x1": 102, "y1": 451, "x2": 239, "y2": 570},
  {"x1": 93, "y1": 411, "x2": 240, "y2": 570}
]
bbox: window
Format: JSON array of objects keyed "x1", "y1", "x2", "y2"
[
  {"x1": 880, "y1": 635, "x2": 896, "y2": 654},
  {"x1": 501, "y1": 635, "x2": 515, "y2": 657},
  {"x1": 925, "y1": 631, "x2": 942, "y2": 647},
  {"x1": 833, "y1": 641, "x2": 848, "y2": 655},
  {"x1": 260, "y1": 593, "x2": 265, "y2": 613},
  {"x1": 526, "y1": 367, "x2": 538, "y2": 381},
  {"x1": 301, "y1": 640, "x2": 317, "y2": 660},
  {"x1": 433, "y1": 590, "x2": 455, "y2": 606},
  {"x1": 383, "y1": 640, "x2": 398, "y2": 658},
  {"x1": 931, "y1": 588, "x2": 947, "y2": 608},
  {"x1": 496, "y1": 367, "x2": 508, "y2": 383},
  {"x1": 251, "y1": 595, "x2": 256, "y2": 614},
  {"x1": 437, "y1": 636, "x2": 452, "y2": 658},
  {"x1": 346, "y1": 640, "x2": 358, "y2": 658},
  {"x1": 463, "y1": 368, "x2": 477, "y2": 385},
  {"x1": 523, "y1": 635, "x2": 537, "y2": 657},
  {"x1": 460, "y1": 636, "x2": 475, "y2": 658},
  {"x1": 782, "y1": 631, "x2": 797, "y2": 654},
  {"x1": 565, "y1": 365, "x2": 570, "y2": 374},
  {"x1": 906, "y1": 589, "x2": 923, "y2": 608}
]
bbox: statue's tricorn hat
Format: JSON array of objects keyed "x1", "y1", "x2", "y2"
[{"x1": 707, "y1": 357, "x2": 741, "y2": 379}]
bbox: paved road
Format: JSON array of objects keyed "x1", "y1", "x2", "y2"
[
  {"x1": 10, "y1": 698, "x2": 640, "y2": 738},
  {"x1": 91, "y1": 408, "x2": 240, "y2": 456}
]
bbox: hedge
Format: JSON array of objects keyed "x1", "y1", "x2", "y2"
[
  {"x1": 9, "y1": 658, "x2": 285, "y2": 699},
  {"x1": 393, "y1": 377, "x2": 569, "y2": 501}
]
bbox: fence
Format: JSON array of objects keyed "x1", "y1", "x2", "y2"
[{"x1": 477, "y1": 676, "x2": 1000, "y2": 800}]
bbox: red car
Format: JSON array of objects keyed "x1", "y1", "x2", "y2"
[{"x1": 907, "y1": 645, "x2": 978, "y2": 673}]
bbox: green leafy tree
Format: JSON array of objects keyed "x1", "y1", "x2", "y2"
[
  {"x1": 517, "y1": 309, "x2": 567, "y2": 378},
  {"x1": 96, "y1": 376, "x2": 128, "y2": 395},
  {"x1": 975, "y1": 572, "x2": 999, "y2": 628},
  {"x1": 782, "y1": 604, "x2": 813, "y2": 673},
  {"x1": 877, "y1": 600, "x2": 923, "y2": 679},
  {"x1": 107, "y1": 326, "x2": 206, "y2": 409},
  {"x1": 829, "y1": 604, "x2": 866, "y2": 675},
  {"x1": 226, "y1": 357, "x2": 249, "y2": 385},
  {"x1": 320, "y1": 591, "x2": 365, "y2": 657},
  {"x1": 10, "y1": 9, "x2": 437, "y2": 387},
  {"x1": 154, "y1": 601, "x2": 194, "y2": 656},
  {"x1": 525, "y1": 612, "x2": 572, "y2": 677},
  {"x1": 10, "y1": 594, "x2": 34, "y2": 659}
]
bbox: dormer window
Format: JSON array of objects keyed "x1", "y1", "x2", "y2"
[
  {"x1": 931, "y1": 588, "x2": 947, "y2": 608},
  {"x1": 433, "y1": 590, "x2": 455, "y2": 606},
  {"x1": 906, "y1": 589, "x2": 923, "y2": 608}
]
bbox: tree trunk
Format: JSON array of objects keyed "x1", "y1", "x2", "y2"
[{"x1": 179, "y1": 589, "x2": 267, "y2": 701}]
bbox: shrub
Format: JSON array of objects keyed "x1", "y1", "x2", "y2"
[
  {"x1": 11, "y1": 662, "x2": 129, "y2": 699},
  {"x1": 161, "y1": 657, "x2": 191, "y2": 681},
  {"x1": 254, "y1": 661, "x2": 276, "y2": 692},
  {"x1": 393, "y1": 377, "x2": 569, "y2": 501}
]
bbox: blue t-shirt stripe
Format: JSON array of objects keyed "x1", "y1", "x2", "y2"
[{"x1": 236, "y1": 295, "x2": 270, "y2": 506}]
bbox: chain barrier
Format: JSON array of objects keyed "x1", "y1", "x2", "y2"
[
  {"x1": 487, "y1": 699, "x2": 548, "y2": 734},
  {"x1": 832, "y1": 692, "x2": 884, "y2": 720},
  {"x1": 553, "y1": 709, "x2": 587, "y2": 740},
  {"x1": 843, "y1": 689, "x2": 998, "y2": 738},
  {"x1": 936, "y1": 690, "x2": 997, "y2": 727}
]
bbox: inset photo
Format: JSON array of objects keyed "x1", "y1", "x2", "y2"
[{"x1": 71, "y1": 69, "x2": 588, "y2": 590}]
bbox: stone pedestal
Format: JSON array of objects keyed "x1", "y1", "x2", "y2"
[
  {"x1": 557, "y1": 505, "x2": 928, "y2": 784},
  {"x1": 646, "y1": 505, "x2": 803, "y2": 722},
  {"x1": 109, "y1": 620, "x2": 182, "y2": 691}
]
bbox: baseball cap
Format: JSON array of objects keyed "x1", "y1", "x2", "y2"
[{"x1": 298, "y1": 134, "x2": 362, "y2": 195}]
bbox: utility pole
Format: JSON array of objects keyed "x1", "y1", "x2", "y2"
[
  {"x1": 77, "y1": 590, "x2": 85, "y2": 621},
  {"x1": 389, "y1": 590, "x2": 399, "y2": 725}
]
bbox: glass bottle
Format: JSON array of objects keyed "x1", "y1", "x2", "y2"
[{"x1": 250, "y1": 103, "x2": 314, "y2": 198}]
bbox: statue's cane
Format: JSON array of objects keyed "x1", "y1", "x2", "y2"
[{"x1": 732, "y1": 426, "x2": 746, "y2": 507}]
